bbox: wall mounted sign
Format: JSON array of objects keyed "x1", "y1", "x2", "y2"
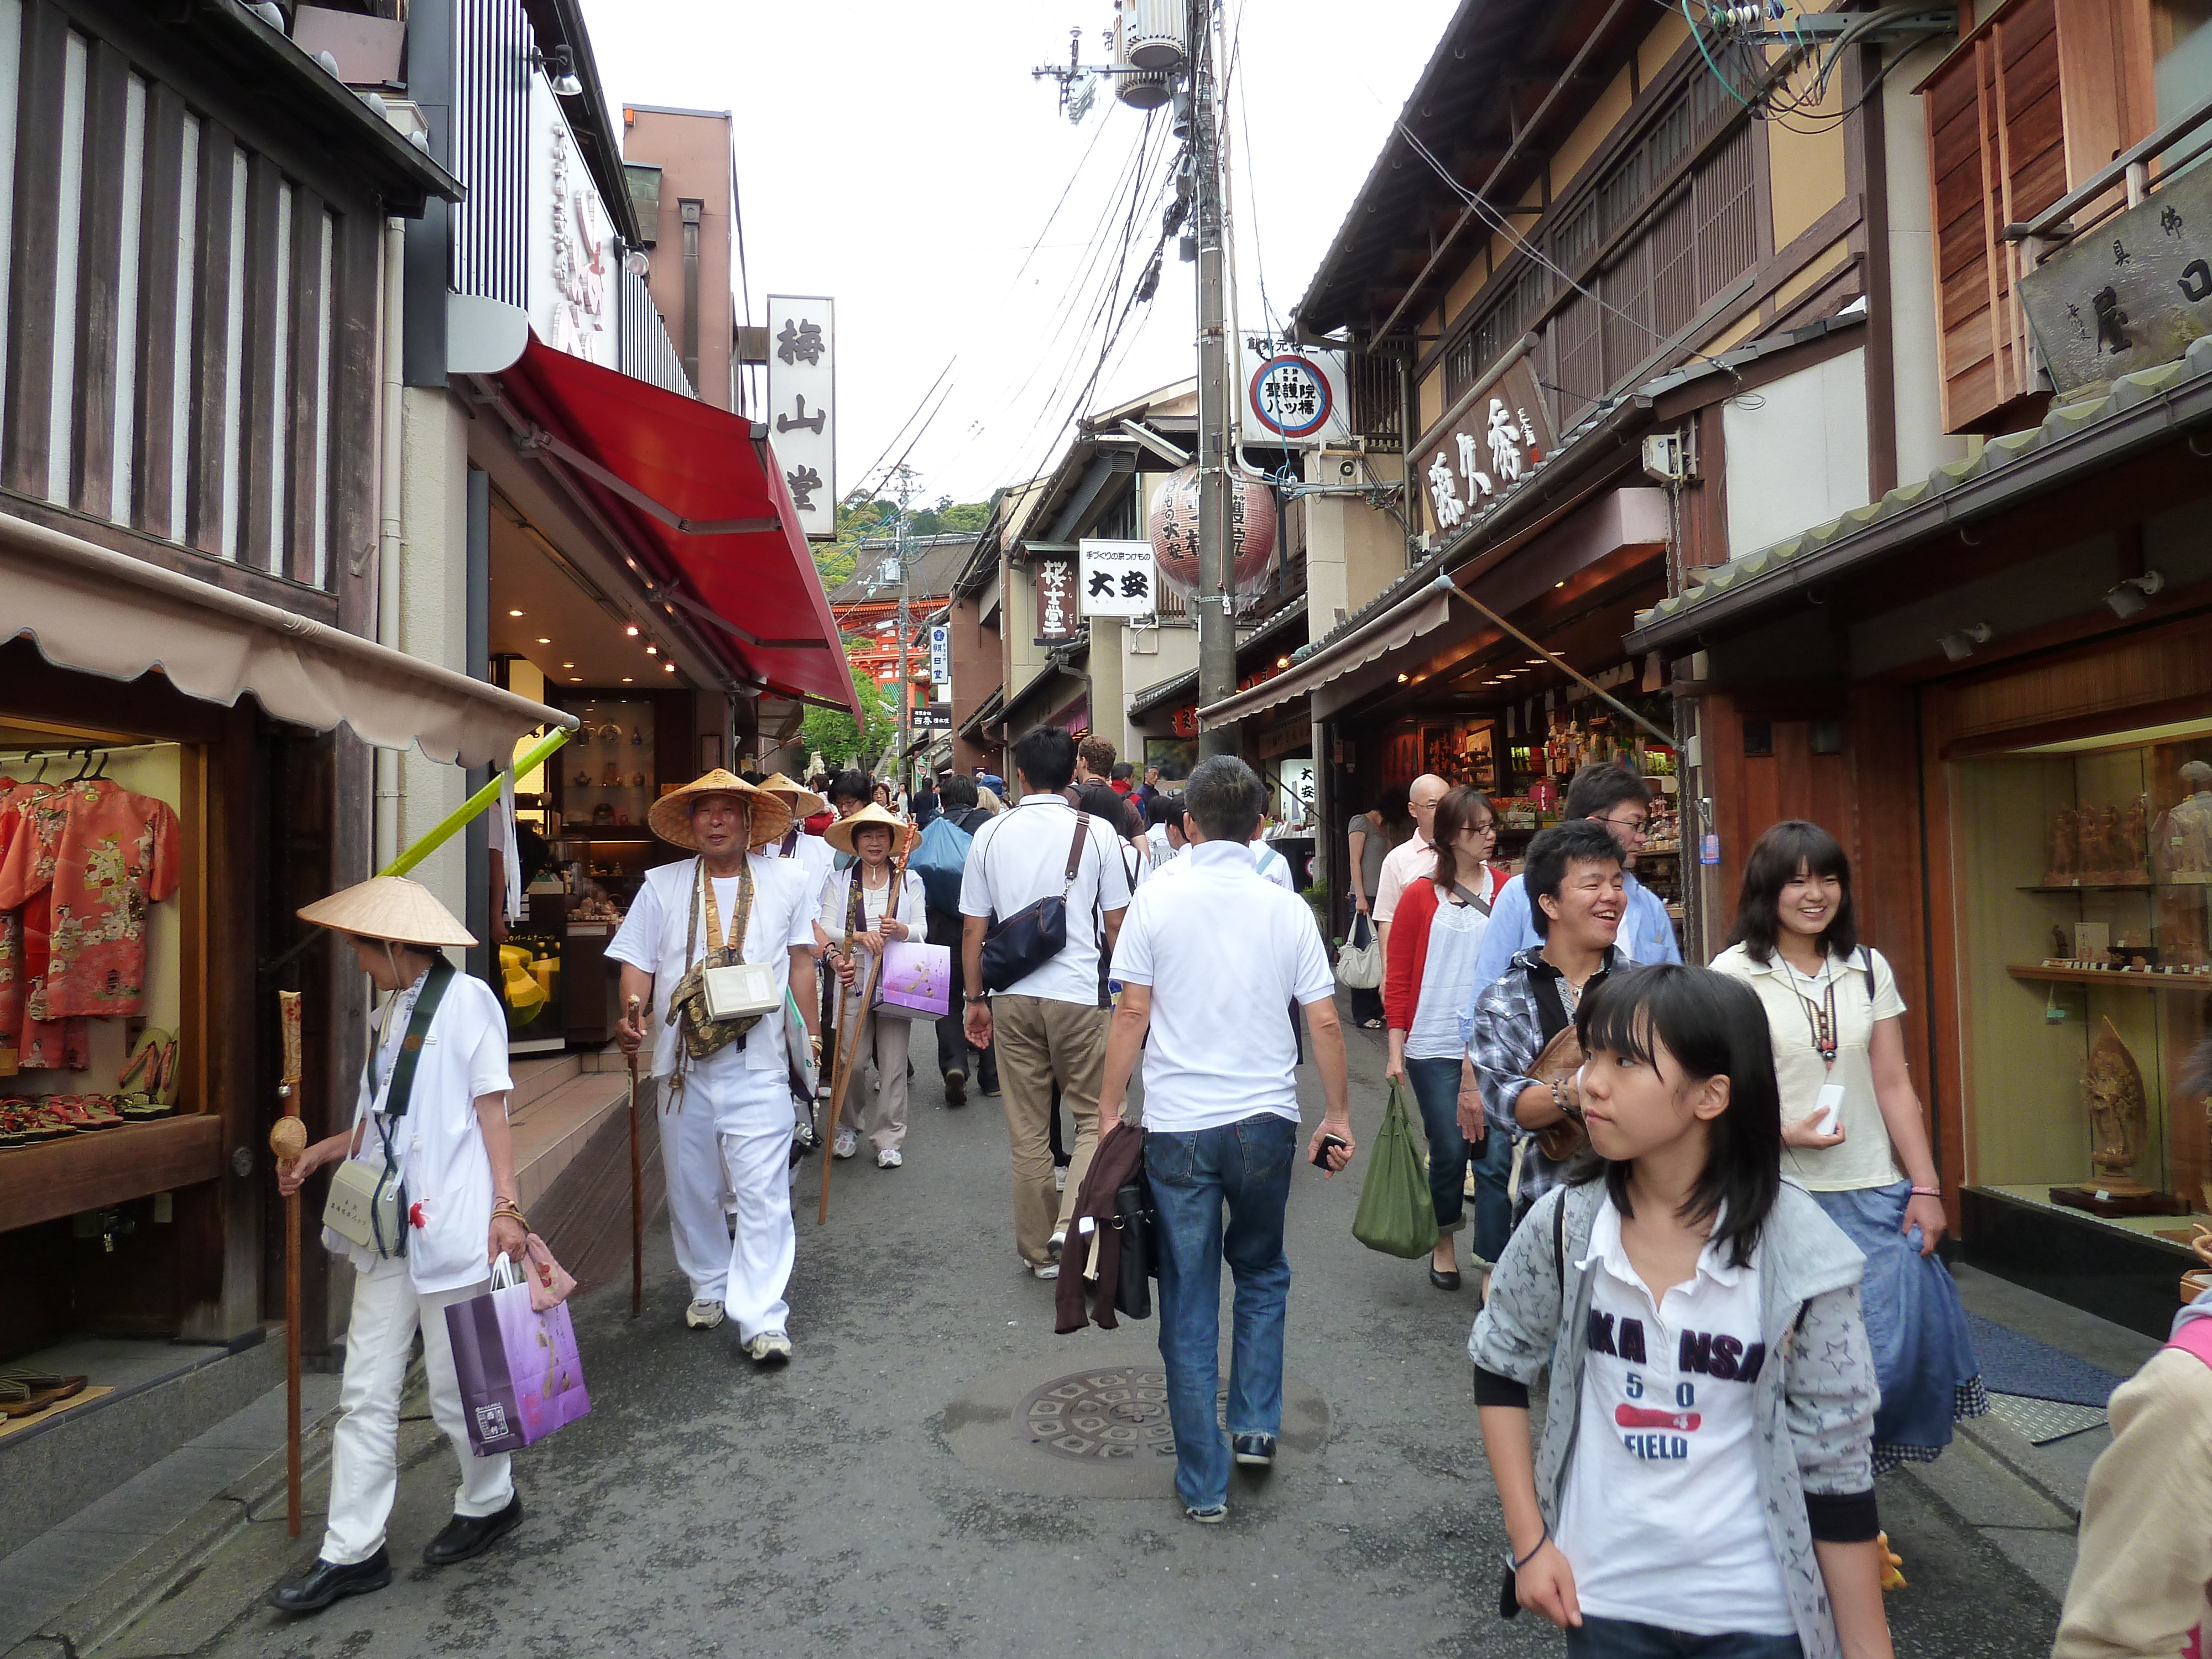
[
  {"x1": 2020, "y1": 165, "x2": 2212, "y2": 395},
  {"x1": 765, "y1": 293, "x2": 836, "y2": 539},
  {"x1": 1413, "y1": 356, "x2": 1556, "y2": 544}
]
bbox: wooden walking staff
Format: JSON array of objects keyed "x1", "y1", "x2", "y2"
[
  {"x1": 816, "y1": 841, "x2": 911, "y2": 1225},
  {"x1": 625, "y1": 993, "x2": 644, "y2": 1318},
  {"x1": 267, "y1": 992, "x2": 307, "y2": 1540}
]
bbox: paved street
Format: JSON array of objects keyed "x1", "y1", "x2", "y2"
[{"x1": 88, "y1": 1012, "x2": 2064, "y2": 1659}]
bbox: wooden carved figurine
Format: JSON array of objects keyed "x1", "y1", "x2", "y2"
[
  {"x1": 2084, "y1": 1017, "x2": 2150, "y2": 1197},
  {"x1": 2047, "y1": 807, "x2": 2078, "y2": 886},
  {"x1": 2124, "y1": 797, "x2": 2150, "y2": 882},
  {"x1": 2099, "y1": 806, "x2": 2126, "y2": 882},
  {"x1": 2077, "y1": 808, "x2": 2109, "y2": 884}
]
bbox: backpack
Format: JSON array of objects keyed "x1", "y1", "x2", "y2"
[{"x1": 911, "y1": 812, "x2": 974, "y2": 912}]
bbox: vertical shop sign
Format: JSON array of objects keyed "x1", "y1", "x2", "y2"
[
  {"x1": 766, "y1": 294, "x2": 836, "y2": 539},
  {"x1": 1035, "y1": 559, "x2": 1077, "y2": 644},
  {"x1": 928, "y1": 624, "x2": 952, "y2": 701},
  {"x1": 1415, "y1": 356, "x2": 1554, "y2": 542},
  {"x1": 540, "y1": 117, "x2": 612, "y2": 366},
  {"x1": 1078, "y1": 539, "x2": 1158, "y2": 618}
]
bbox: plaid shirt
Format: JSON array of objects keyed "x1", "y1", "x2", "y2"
[{"x1": 1464, "y1": 945, "x2": 1617, "y2": 1211}]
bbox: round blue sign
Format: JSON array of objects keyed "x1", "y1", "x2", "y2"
[{"x1": 1249, "y1": 354, "x2": 1332, "y2": 439}]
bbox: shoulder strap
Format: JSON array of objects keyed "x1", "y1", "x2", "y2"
[
  {"x1": 1863, "y1": 945, "x2": 1875, "y2": 1003},
  {"x1": 1552, "y1": 1192, "x2": 1568, "y2": 1289},
  {"x1": 1063, "y1": 811, "x2": 1091, "y2": 894},
  {"x1": 1528, "y1": 967, "x2": 1574, "y2": 1046},
  {"x1": 378, "y1": 958, "x2": 456, "y2": 1120},
  {"x1": 1448, "y1": 880, "x2": 1492, "y2": 916}
]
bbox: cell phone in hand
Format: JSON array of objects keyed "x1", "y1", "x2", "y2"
[{"x1": 1311, "y1": 1133, "x2": 1349, "y2": 1170}]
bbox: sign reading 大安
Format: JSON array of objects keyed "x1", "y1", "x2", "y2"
[
  {"x1": 765, "y1": 294, "x2": 836, "y2": 539},
  {"x1": 2021, "y1": 165, "x2": 2212, "y2": 395},
  {"x1": 1078, "y1": 539, "x2": 1157, "y2": 619},
  {"x1": 1413, "y1": 356, "x2": 1555, "y2": 545}
]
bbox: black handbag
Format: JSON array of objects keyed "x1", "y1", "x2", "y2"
[
  {"x1": 1111, "y1": 1170, "x2": 1158, "y2": 1321},
  {"x1": 979, "y1": 811, "x2": 1093, "y2": 993}
]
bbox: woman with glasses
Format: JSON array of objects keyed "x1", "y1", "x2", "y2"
[
  {"x1": 1382, "y1": 786, "x2": 1512, "y2": 1290},
  {"x1": 1712, "y1": 819, "x2": 1984, "y2": 1490}
]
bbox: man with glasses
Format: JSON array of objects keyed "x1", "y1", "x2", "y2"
[
  {"x1": 1372, "y1": 774, "x2": 1450, "y2": 959},
  {"x1": 1460, "y1": 760, "x2": 1680, "y2": 1005}
]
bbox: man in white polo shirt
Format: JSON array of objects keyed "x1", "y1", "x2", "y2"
[
  {"x1": 961, "y1": 727, "x2": 1133, "y2": 1279},
  {"x1": 1097, "y1": 755, "x2": 1354, "y2": 1525},
  {"x1": 1373, "y1": 772, "x2": 1448, "y2": 956}
]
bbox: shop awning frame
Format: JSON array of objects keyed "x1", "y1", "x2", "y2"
[
  {"x1": 0, "y1": 510, "x2": 574, "y2": 766},
  {"x1": 479, "y1": 336, "x2": 863, "y2": 720},
  {"x1": 1200, "y1": 587, "x2": 1453, "y2": 729}
]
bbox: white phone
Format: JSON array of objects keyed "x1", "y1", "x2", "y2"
[{"x1": 1812, "y1": 1081, "x2": 1847, "y2": 1138}]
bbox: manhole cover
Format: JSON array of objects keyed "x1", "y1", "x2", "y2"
[{"x1": 1019, "y1": 1367, "x2": 1180, "y2": 1462}]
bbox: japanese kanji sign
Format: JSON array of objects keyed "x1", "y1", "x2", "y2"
[
  {"x1": 1077, "y1": 539, "x2": 1158, "y2": 619},
  {"x1": 1413, "y1": 355, "x2": 1555, "y2": 545},
  {"x1": 2020, "y1": 163, "x2": 2212, "y2": 394},
  {"x1": 1035, "y1": 559, "x2": 1077, "y2": 644},
  {"x1": 766, "y1": 294, "x2": 836, "y2": 539},
  {"x1": 1239, "y1": 337, "x2": 1350, "y2": 445},
  {"x1": 928, "y1": 624, "x2": 952, "y2": 702}
]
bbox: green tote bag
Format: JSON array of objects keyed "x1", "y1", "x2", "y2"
[{"x1": 1352, "y1": 1080, "x2": 1439, "y2": 1259}]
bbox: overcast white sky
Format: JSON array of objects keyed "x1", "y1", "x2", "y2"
[{"x1": 577, "y1": 0, "x2": 1458, "y2": 506}]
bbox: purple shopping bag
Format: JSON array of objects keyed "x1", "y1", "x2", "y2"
[
  {"x1": 875, "y1": 940, "x2": 952, "y2": 1020},
  {"x1": 445, "y1": 1258, "x2": 591, "y2": 1455}
]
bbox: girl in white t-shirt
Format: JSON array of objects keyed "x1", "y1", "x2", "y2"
[
  {"x1": 1710, "y1": 821, "x2": 1984, "y2": 1482},
  {"x1": 1472, "y1": 963, "x2": 1892, "y2": 1659}
]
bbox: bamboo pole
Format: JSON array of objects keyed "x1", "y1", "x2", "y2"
[
  {"x1": 269, "y1": 993, "x2": 306, "y2": 1540},
  {"x1": 625, "y1": 994, "x2": 643, "y2": 1319},
  {"x1": 377, "y1": 726, "x2": 573, "y2": 879}
]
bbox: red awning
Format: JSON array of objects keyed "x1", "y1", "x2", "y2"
[{"x1": 492, "y1": 336, "x2": 860, "y2": 718}]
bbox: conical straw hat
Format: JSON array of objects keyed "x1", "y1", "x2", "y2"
[
  {"x1": 646, "y1": 768, "x2": 793, "y2": 850},
  {"x1": 297, "y1": 877, "x2": 476, "y2": 947},
  {"x1": 755, "y1": 771, "x2": 827, "y2": 821},
  {"x1": 822, "y1": 801, "x2": 920, "y2": 857}
]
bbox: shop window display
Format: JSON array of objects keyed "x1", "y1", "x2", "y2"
[{"x1": 1954, "y1": 725, "x2": 2212, "y2": 1241}]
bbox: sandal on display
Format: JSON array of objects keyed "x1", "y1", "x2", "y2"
[
  {"x1": 154, "y1": 1037, "x2": 181, "y2": 1107},
  {"x1": 116, "y1": 1027, "x2": 169, "y2": 1093},
  {"x1": 0, "y1": 1371, "x2": 88, "y2": 1418}
]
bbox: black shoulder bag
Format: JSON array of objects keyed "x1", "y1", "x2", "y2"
[{"x1": 979, "y1": 811, "x2": 1093, "y2": 992}]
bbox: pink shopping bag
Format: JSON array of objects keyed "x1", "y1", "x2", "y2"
[
  {"x1": 445, "y1": 1256, "x2": 591, "y2": 1454},
  {"x1": 875, "y1": 940, "x2": 952, "y2": 1020}
]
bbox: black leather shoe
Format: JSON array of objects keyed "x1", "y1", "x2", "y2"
[
  {"x1": 1429, "y1": 1265, "x2": 1463, "y2": 1291},
  {"x1": 268, "y1": 1550, "x2": 391, "y2": 1613},
  {"x1": 943, "y1": 1068, "x2": 967, "y2": 1106},
  {"x1": 422, "y1": 1494, "x2": 523, "y2": 1567}
]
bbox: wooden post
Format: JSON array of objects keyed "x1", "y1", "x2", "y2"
[
  {"x1": 268, "y1": 991, "x2": 306, "y2": 1540},
  {"x1": 625, "y1": 994, "x2": 643, "y2": 1319}
]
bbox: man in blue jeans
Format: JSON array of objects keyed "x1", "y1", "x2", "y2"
[{"x1": 1096, "y1": 756, "x2": 1354, "y2": 1524}]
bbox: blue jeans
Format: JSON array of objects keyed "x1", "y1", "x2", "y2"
[
  {"x1": 1403, "y1": 1058, "x2": 1512, "y2": 1263},
  {"x1": 1565, "y1": 1616, "x2": 1803, "y2": 1658},
  {"x1": 1144, "y1": 1112, "x2": 1296, "y2": 1511}
]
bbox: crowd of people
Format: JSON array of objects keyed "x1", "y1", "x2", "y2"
[{"x1": 284, "y1": 718, "x2": 2212, "y2": 1659}]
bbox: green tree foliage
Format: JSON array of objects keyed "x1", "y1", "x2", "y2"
[
  {"x1": 812, "y1": 492, "x2": 992, "y2": 592},
  {"x1": 801, "y1": 649, "x2": 898, "y2": 773}
]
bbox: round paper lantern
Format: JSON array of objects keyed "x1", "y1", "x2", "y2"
[{"x1": 1147, "y1": 465, "x2": 1277, "y2": 597}]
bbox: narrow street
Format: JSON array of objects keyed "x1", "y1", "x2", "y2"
[{"x1": 108, "y1": 1014, "x2": 2062, "y2": 1659}]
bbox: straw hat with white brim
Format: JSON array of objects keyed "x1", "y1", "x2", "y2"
[
  {"x1": 755, "y1": 771, "x2": 828, "y2": 821},
  {"x1": 822, "y1": 802, "x2": 919, "y2": 858},
  {"x1": 296, "y1": 877, "x2": 476, "y2": 948},
  {"x1": 647, "y1": 768, "x2": 793, "y2": 850}
]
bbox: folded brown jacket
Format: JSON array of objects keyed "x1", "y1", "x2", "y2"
[{"x1": 1054, "y1": 1120, "x2": 1148, "y2": 1334}]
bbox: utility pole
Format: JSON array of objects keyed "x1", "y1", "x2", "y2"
[
  {"x1": 893, "y1": 464, "x2": 914, "y2": 795},
  {"x1": 1190, "y1": 0, "x2": 1234, "y2": 759}
]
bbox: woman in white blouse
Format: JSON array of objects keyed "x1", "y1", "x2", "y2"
[{"x1": 817, "y1": 804, "x2": 927, "y2": 1168}]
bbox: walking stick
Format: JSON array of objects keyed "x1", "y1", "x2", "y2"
[
  {"x1": 625, "y1": 994, "x2": 644, "y2": 1319},
  {"x1": 267, "y1": 992, "x2": 306, "y2": 1540},
  {"x1": 817, "y1": 844, "x2": 910, "y2": 1225}
]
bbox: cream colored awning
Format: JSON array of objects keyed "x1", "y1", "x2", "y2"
[
  {"x1": 1, "y1": 513, "x2": 575, "y2": 766},
  {"x1": 1199, "y1": 584, "x2": 1453, "y2": 729}
]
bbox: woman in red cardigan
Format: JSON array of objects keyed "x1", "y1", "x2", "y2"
[{"x1": 1382, "y1": 787, "x2": 1510, "y2": 1291}]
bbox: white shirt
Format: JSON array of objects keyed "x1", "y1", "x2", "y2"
[
  {"x1": 1146, "y1": 837, "x2": 1294, "y2": 890},
  {"x1": 607, "y1": 853, "x2": 815, "y2": 1083},
  {"x1": 1108, "y1": 839, "x2": 1334, "y2": 1133},
  {"x1": 1405, "y1": 896, "x2": 1491, "y2": 1060},
  {"x1": 326, "y1": 967, "x2": 513, "y2": 1296},
  {"x1": 773, "y1": 830, "x2": 836, "y2": 916},
  {"x1": 1372, "y1": 830, "x2": 1432, "y2": 925},
  {"x1": 958, "y1": 794, "x2": 1133, "y2": 1005},
  {"x1": 817, "y1": 862, "x2": 927, "y2": 988},
  {"x1": 1709, "y1": 942, "x2": 1907, "y2": 1192},
  {"x1": 1558, "y1": 1196, "x2": 1795, "y2": 1638}
]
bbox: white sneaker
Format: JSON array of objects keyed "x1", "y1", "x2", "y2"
[
  {"x1": 684, "y1": 1298, "x2": 724, "y2": 1330},
  {"x1": 832, "y1": 1129, "x2": 858, "y2": 1159},
  {"x1": 744, "y1": 1330, "x2": 793, "y2": 1364},
  {"x1": 1024, "y1": 1256, "x2": 1058, "y2": 1280},
  {"x1": 1047, "y1": 1230, "x2": 1067, "y2": 1261},
  {"x1": 877, "y1": 1148, "x2": 902, "y2": 1168},
  {"x1": 1053, "y1": 1166, "x2": 1068, "y2": 1191}
]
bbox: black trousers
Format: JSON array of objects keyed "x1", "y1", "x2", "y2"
[{"x1": 927, "y1": 906, "x2": 997, "y2": 1091}]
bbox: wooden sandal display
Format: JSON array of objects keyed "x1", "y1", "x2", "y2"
[{"x1": 0, "y1": 1371, "x2": 88, "y2": 1418}]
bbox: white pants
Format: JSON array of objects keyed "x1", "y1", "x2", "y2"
[
  {"x1": 837, "y1": 1010, "x2": 910, "y2": 1154},
  {"x1": 324, "y1": 1255, "x2": 514, "y2": 1566},
  {"x1": 662, "y1": 1065, "x2": 796, "y2": 1339}
]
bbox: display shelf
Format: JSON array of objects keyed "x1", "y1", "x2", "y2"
[
  {"x1": 2006, "y1": 963, "x2": 2212, "y2": 991},
  {"x1": 0, "y1": 1114, "x2": 221, "y2": 1234},
  {"x1": 2018, "y1": 883, "x2": 2156, "y2": 893}
]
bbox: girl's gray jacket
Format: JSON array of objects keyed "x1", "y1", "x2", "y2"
[{"x1": 1468, "y1": 1179, "x2": 1879, "y2": 1659}]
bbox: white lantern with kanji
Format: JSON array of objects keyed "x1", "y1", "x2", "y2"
[{"x1": 1146, "y1": 465, "x2": 1277, "y2": 598}]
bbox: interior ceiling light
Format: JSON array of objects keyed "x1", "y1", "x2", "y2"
[
  {"x1": 569, "y1": 676, "x2": 581, "y2": 682},
  {"x1": 624, "y1": 625, "x2": 639, "y2": 637},
  {"x1": 536, "y1": 637, "x2": 551, "y2": 644},
  {"x1": 1396, "y1": 672, "x2": 1409, "y2": 683},
  {"x1": 562, "y1": 662, "x2": 575, "y2": 668},
  {"x1": 508, "y1": 609, "x2": 524, "y2": 617},
  {"x1": 622, "y1": 676, "x2": 634, "y2": 682},
  {"x1": 663, "y1": 662, "x2": 676, "y2": 673},
  {"x1": 645, "y1": 644, "x2": 658, "y2": 655}
]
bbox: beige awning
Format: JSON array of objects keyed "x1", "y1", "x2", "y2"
[
  {"x1": 1, "y1": 512, "x2": 574, "y2": 766},
  {"x1": 1199, "y1": 583, "x2": 1453, "y2": 729}
]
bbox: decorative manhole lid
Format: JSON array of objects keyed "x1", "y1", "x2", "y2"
[{"x1": 1019, "y1": 1366, "x2": 1181, "y2": 1462}]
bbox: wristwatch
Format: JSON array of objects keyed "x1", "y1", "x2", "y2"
[{"x1": 965, "y1": 994, "x2": 989, "y2": 1005}]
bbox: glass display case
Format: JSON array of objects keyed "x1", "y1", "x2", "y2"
[
  {"x1": 499, "y1": 926, "x2": 565, "y2": 1055},
  {"x1": 1954, "y1": 722, "x2": 2212, "y2": 1243},
  {"x1": 559, "y1": 698, "x2": 657, "y2": 834}
]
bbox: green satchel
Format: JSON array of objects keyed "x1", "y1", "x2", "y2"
[{"x1": 1351, "y1": 1080, "x2": 1439, "y2": 1259}]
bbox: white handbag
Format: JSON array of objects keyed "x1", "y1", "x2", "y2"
[
  {"x1": 1335, "y1": 911, "x2": 1384, "y2": 990},
  {"x1": 701, "y1": 959, "x2": 780, "y2": 1022}
]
